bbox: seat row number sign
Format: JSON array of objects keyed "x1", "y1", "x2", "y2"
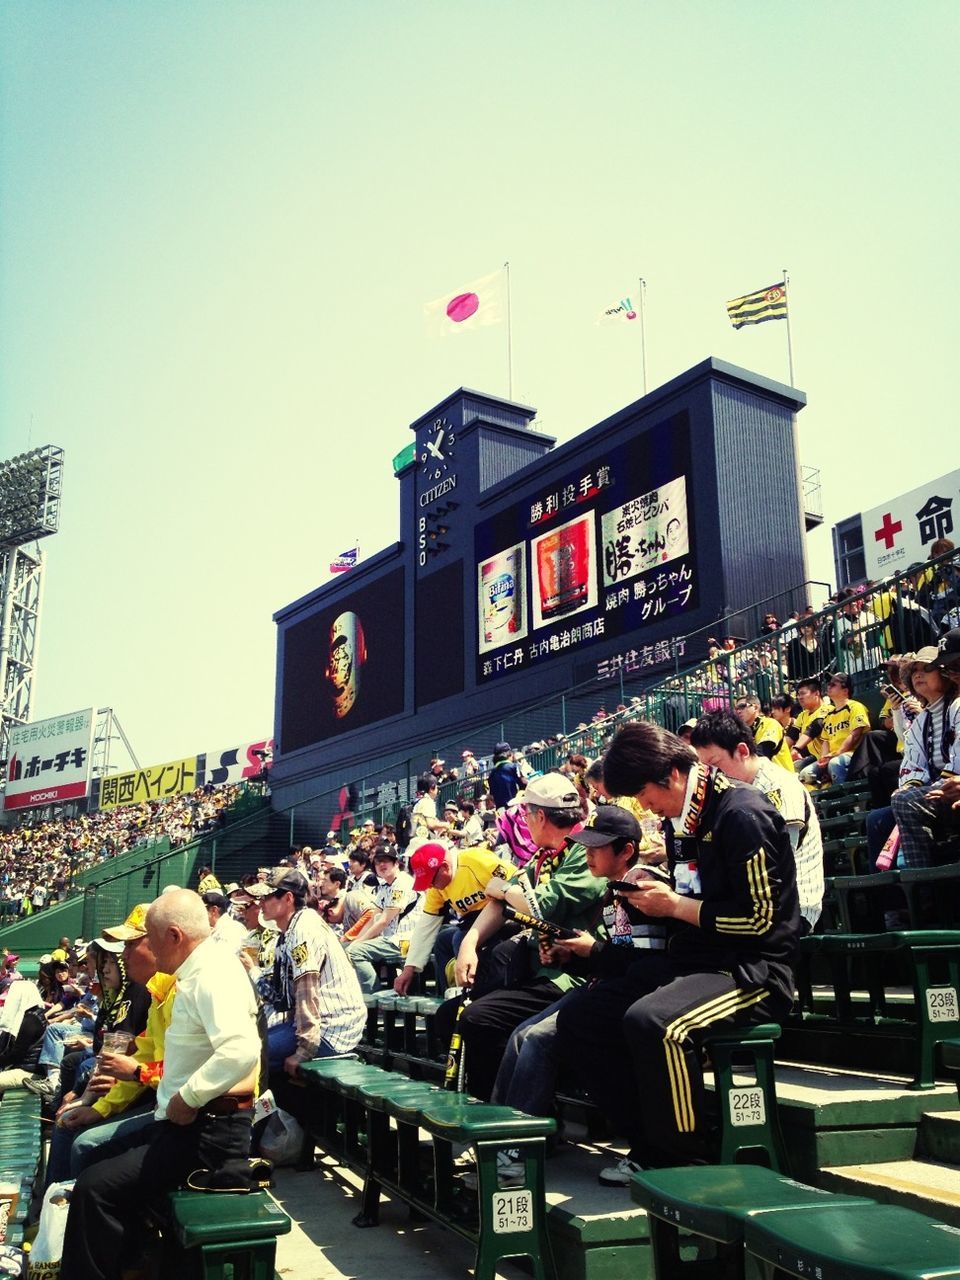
[{"x1": 492, "y1": 1190, "x2": 533, "y2": 1233}]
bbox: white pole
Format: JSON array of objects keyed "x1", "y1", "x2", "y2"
[
  {"x1": 504, "y1": 261, "x2": 513, "y2": 399},
  {"x1": 783, "y1": 267, "x2": 795, "y2": 386},
  {"x1": 638, "y1": 277, "x2": 648, "y2": 394}
]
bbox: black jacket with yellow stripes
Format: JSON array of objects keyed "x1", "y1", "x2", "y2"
[{"x1": 664, "y1": 771, "x2": 800, "y2": 1010}]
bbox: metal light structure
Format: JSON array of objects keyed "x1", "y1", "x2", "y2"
[{"x1": 0, "y1": 445, "x2": 64, "y2": 773}]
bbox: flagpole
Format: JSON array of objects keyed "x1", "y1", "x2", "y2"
[
  {"x1": 783, "y1": 267, "x2": 795, "y2": 386},
  {"x1": 638, "y1": 276, "x2": 648, "y2": 395},
  {"x1": 504, "y1": 260, "x2": 513, "y2": 399}
]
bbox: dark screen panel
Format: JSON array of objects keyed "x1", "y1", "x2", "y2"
[
  {"x1": 280, "y1": 568, "x2": 405, "y2": 752},
  {"x1": 416, "y1": 560, "x2": 465, "y2": 707}
]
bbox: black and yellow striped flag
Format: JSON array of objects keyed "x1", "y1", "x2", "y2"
[{"x1": 726, "y1": 281, "x2": 788, "y2": 329}]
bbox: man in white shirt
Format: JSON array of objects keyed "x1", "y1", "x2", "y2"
[
  {"x1": 202, "y1": 890, "x2": 248, "y2": 951},
  {"x1": 691, "y1": 712, "x2": 824, "y2": 932},
  {"x1": 60, "y1": 890, "x2": 260, "y2": 1280}
]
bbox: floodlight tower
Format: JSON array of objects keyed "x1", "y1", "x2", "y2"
[{"x1": 0, "y1": 446, "x2": 64, "y2": 771}]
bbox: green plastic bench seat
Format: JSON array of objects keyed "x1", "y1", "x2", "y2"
[
  {"x1": 705, "y1": 1022, "x2": 786, "y2": 1170},
  {"x1": 795, "y1": 930, "x2": 960, "y2": 1087},
  {"x1": 356, "y1": 1076, "x2": 442, "y2": 1112},
  {"x1": 418, "y1": 1098, "x2": 556, "y2": 1142},
  {"x1": 631, "y1": 1164, "x2": 872, "y2": 1245},
  {"x1": 743, "y1": 1200, "x2": 960, "y2": 1279},
  {"x1": 167, "y1": 1189, "x2": 291, "y2": 1280},
  {"x1": 296, "y1": 1054, "x2": 362, "y2": 1084}
]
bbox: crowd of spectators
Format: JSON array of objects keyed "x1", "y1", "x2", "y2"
[
  {"x1": 0, "y1": 547, "x2": 956, "y2": 1270},
  {"x1": 0, "y1": 783, "x2": 245, "y2": 920}
]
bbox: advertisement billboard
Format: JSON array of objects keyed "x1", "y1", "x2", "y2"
[
  {"x1": 474, "y1": 412, "x2": 697, "y2": 683},
  {"x1": 478, "y1": 543, "x2": 528, "y2": 654},
  {"x1": 531, "y1": 512, "x2": 598, "y2": 629},
  {"x1": 862, "y1": 468, "x2": 960, "y2": 580},
  {"x1": 4, "y1": 707, "x2": 96, "y2": 811},
  {"x1": 202, "y1": 738, "x2": 274, "y2": 787},
  {"x1": 99, "y1": 757, "x2": 199, "y2": 810},
  {"x1": 281, "y1": 567, "x2": 406, "y2": 752}
]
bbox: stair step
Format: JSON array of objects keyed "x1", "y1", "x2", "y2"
[
  {"x1": 919, "y1": 1111, "x2": 960, "y2": 1164},
  {"x1": 820, "y1": 1158, "x2": 960, "y2": 1227}
]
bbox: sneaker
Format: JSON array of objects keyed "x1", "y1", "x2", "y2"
[
  {"x1": 598, "y1": 1156, "x2": 642, "y2": 1187},
  {"x1": 23, "y1": 1074, "x2": 58, "y2": 1101},
  {"x1": 461, "y1": 1148, "x2": 525, "y2": 1190}
]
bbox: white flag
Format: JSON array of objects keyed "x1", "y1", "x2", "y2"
[
  {"x1": 597, "y1": 296, "x2": 639, "y2": 325},
  {"x1": 425, "y1": 269, "x2": 505, "y2": 336}
]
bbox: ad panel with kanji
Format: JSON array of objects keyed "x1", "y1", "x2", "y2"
[
  {"x1": 4, "y1": 707, "x2": 96, "y2": 811},
  {"x1": 474, "y1": 412, "x2": 697, "y2": 683},
  {"x1": 99, "y1": 756, "x2": 199, "y2": 810}
]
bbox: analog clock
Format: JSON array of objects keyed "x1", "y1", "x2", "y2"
[{"x1": 419, "y1": 417, "x2": 456, "y2": 481}]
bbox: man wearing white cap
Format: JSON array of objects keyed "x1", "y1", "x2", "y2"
[{"x1": 435, "y1": 772, "x2": 605, "y2": 1101}]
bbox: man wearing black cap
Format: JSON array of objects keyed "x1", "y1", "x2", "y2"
[
  {"x1": 259, "y1": 869, "x2": 366, "y2": 1080},
  {"x1": 489, "y1": 805, "x2": 657, "y2": 1121}
]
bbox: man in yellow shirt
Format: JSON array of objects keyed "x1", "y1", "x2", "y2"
[
  {"x1": 791, "y1": 679, "x2": 833, "y2": 768},
  {"x1": 393, "y1": 842, "x2": 514, "y2": 993},
  {"x1": 734, "y1": 694, "x2": 795, "y2": 773},
  {"x1": 798, "y1": 673, "x2": 871, "y2": 786},
  {"x1": 49, "y1": 903, "x2": 176, "y2": 1181}
]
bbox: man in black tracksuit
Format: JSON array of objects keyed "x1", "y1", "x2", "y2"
[{"x1": 555, "y1": 720, "x2": 799, "y2": 1182}]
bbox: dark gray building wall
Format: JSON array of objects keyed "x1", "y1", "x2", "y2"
[{"x1": 270, "y1": 359, "x2": 807, "y2": 816}]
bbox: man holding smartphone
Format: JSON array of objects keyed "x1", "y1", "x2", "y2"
[{"x1": 555, "y1": 721, "x2": 799, "y2": 1182}]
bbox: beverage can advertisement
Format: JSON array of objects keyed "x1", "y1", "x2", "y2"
[
  {"x1": 532, "y1": 512, "x2": 597, "y2": 628},
  {"x1": 478, "y1": 544, "x2": 527, "y2": 653}
]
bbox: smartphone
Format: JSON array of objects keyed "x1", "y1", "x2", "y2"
[{"x1": 608, "y1": 866, "x2": 671, "y2": 891}]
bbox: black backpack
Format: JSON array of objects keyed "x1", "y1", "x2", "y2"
[{"x1": 395, "y1": 806, "x2": 414, "y2": 850}]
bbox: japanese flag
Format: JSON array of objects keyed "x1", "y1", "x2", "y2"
[{"x1": 424, "y1": 269, "x2": 505, "y2": 335}]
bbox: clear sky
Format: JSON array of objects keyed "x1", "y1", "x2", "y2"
[{"x1": 1, "y1": 1, "x2": 956, "y2": 767}]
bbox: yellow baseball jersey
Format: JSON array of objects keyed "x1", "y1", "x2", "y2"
[
  {"x1": 752, "y1": 714, "x2": 795, "y2": 773},
  {"x1": 821, "y1": 699, "x2": 871, "y2": 755},
  {"x1": 421, "y1": 847, "x2": 513, "y2": 920},
  {"x1": 794, "y1": 700, "x2": 832, "y2": 759}
]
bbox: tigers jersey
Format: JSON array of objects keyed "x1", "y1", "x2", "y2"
[
  {"x1": 752, "y1": 714, "x2": 795, "y2": 773},
  {"x1": 821, "y1": 699, "x2": 871, "y2": 755},
  {"x1": 420, "y1": 847, "x2": 513, "y2": 920},
  {"x1": 794, "y1": 700, "x2": 832, "y2": 759},
  {"x1": 373, "y1": 871, "x2": 421, "y2": 940}
]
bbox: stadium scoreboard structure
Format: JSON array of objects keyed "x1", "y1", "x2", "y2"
[{"x1": 272, "y1": 358, "x2": 808, "y2": 810}]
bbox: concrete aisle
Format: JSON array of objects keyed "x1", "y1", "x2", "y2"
[{"x1": 271, "y1": 1139, "x2": 639, "y2": 1279}]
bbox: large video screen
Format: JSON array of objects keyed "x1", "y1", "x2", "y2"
[
  {"x1": 474, "y1": 412, "x2": 697, "y2": 682},
  {"x1": 280, "y1": 568, "x2": 406, "y2": 751}
]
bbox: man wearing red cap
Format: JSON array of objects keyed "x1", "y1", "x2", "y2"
[{"x1": 393, "y1": 842, "x2": 513, "y2": 995}]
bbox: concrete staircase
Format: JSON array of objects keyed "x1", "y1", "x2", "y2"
[{"x1": 820, "y1": 1108, "x2": 960, "y2": 1228}]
